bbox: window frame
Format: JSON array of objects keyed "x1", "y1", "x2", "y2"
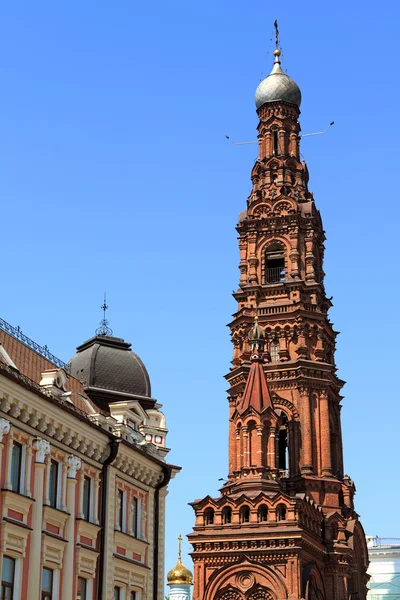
[
  {"x1": 132, "y1": 496, "x2": 138, "y2": 538},
  {"x1": 1, "y1": 555, "x2": 15, "y2": 600},
  {"x1": 48, "y1": 459, "x2": 59, "y2": 509},
  {"x1": 240, "y1": 505, "x2": 250, "y2": 523},
  {"x1": 41, "y1": 567, "x2": 53, "y2": 600},
  {"x1": 117, "y1": 489, "x2": 125, "y2": 532},
  {"x1": 114, "y1": 587, "x2": 121, "y2": 600},
  {"x1": 82, "y1": 475, "x2": 91, "y2": 522},
  {"x1": 10, "y1": 442, "x2": 23, "y2": 494},
  {"x1": 77, "y1": 576, "x2": 88, "y2": 600}
]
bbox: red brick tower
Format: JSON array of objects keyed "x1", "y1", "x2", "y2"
[{"x1": 188, "y1": 34, "x2": 369, "y2": 600}]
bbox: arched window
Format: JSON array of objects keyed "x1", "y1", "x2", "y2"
[
  {"x1": 277, "y1": 504, "x2": 286, "y2": 521},
  {"x1": 270, "y1": 341, "x2": 280, "y2": 362},
  {"x1": 240, "y1": 506, "x2": 250, "y2": 523},
  {"x1": 265, "y1": 244, "x2": 285, "y2": 284},
  {"x1": 258, "y1": 505, "x2": 268, "y2": 522},
  {"x1": 204, "y1": 508, "x2": 214, "y2": 525},
  {"x1": 222, "y1": 507, "x2": 232, "y2": 524}
]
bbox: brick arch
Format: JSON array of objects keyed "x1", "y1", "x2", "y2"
[
  {"x1": 247, "y1": 585, "x2": 275, "y2": 600},
  {"x1": 204, "y1": 558, "x2": 288, "y2": 600},
  {"x1": 271, "y1": 395, "x2": 299, "y2": 421},
  {"x1": 302, "y1": 563, "x2": 326, "y2": 600},
  {"x1": 216, "y1": 587, "x2": 243, "y2": 600},
  {"x1": 258, "y1": 236, "x2": 290, "y2": 255}
]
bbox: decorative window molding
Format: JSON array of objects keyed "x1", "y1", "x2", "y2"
[
  {"x1": 76, "y1": 545, "x2": 99, "y2": 580},
  {"x1": 0, "y1": 520, "x2": 31, "y2": 559},
  {"x1": 43, "y1": 505, "x2": 69, "y2": 535},
  {"x1": 76, "y1": 520, "x2": 101, "y2": 550},
  {"x1": 1, "y1": 489, "x2": 33, "y2": 524},
  {"x1": 41, "y1": 532, "x2": 66, "y2": 570}
]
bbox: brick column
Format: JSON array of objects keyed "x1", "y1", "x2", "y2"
[
  {"x1": 300, "y1": 387, "x2": 313, "y2": 474},
  {"x1": 267, "y1": 427, "x2": 276, "y2": 470},
  {"x1": 242, "y1": 426, "x2": 249, "y2": 468},
  {"x1": 256, "y1": 425, "x2": 264, "y2": 467},
  {"x1": 62, "y1": 455, "x2": 81, "y2": 600},
  {"x1": 320, "y1": 390, "x2": 332, "y2": 477},
  {"x1": 27, "y1": 438, "x2": 50, "y2": 600}
]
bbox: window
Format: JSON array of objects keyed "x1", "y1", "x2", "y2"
[
  {"x1": 11, "y1": 443, "x2": 22, "y2": 493},
  {"x1": 41, "y1": 568, "x2": 53, "y2": 600},
  {"x1": 117, "y1": 489, "x2": 124, "y2": 531},
  {"x1": 258, "y1": 505, "x2": 268, "y2": 522},
  {"x1": 204, "y1": 508, "x2": 214, "y2": 525},
  {"x1": 278, "y1": 417, "x2": 288, "y2": 472},
  {"x1": 132, "y1": 497, "x2": 138, "y2": 537},
  {"x1": 240, "y1": 506, "x2": 250, "y2": 523},
  {"x1": 114, "y1": 587, "x2": 121, "y2": 600},
  {"x1": 130, "y1": 593, "x2": 136, "y2": 600},
  {"x1": 49, "y1": 460, "x2": 58, "y2": 508},
  {"x1": 270, "y1": 341, "x2": 280, "y2": 362},
  {"x1": 82, "y1": 476, "x2": 91, "y2": 521},
  {"x1": 77, "y1": 577, "x2": 87, "y2": 600},
  {"x1": 222, "y1": 507, "x2": 232, "y2": 524},
  {"x1": 273, "y1": 130, "x2": 279, "y2": 155},
  {"x1": 265, "y1": 245, "x2": 285, "y2": 284},
  {"x1": 1, "y1": 556, "x2": 15, "y2": 600},
  {"x1": 277, "y1": 504, "x2": 286, "y2": 521}
]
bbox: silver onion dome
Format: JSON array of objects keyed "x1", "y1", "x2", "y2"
[{"x1": 255, "y1": 49, "x2": 301, "y2": 110}]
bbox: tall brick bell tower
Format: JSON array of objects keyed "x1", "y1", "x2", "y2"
[{"x1": 188, "y1": 28, "x2": 369, "y2": 600}]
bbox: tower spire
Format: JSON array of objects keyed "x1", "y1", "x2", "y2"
[{"x1": 95, "y1": 293, "x2": 113, "y2": 336}]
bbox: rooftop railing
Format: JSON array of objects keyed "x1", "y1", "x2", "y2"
[{"x1": 0, "y1": 317, "x2": 69, "y2": 371}]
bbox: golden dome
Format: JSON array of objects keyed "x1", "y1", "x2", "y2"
[
  {"x1": 167, "y1": 559, "x2": 193, "y2": 585},
  {"x1": 167, "y1": 534, "x2": 193, "y2": 586}
]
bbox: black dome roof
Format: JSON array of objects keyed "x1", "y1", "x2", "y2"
[{"x1": 69, "y1": 335, "x2": 152, "y2": 406}]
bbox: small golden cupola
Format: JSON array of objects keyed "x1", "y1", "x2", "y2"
[{"x1": 167, "y1": 535, "x2": 193, "y2": 598}]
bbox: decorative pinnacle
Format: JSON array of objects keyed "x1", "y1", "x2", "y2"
[
  {"x1": 178, "y1": 533, "x2": 182, "y2": 562},
  {"x1": 95, "y1": 293, "x2": 113, "y2": 336},
  {"x1": 249, "y1": 313, "x2": 265, "y2": 361}
]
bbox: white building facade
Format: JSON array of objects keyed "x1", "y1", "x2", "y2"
[{"x1": 367, "y1": 537, "x2": 400, "y2": 600}]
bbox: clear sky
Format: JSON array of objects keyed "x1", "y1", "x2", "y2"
[{"x1": 0, "y1": 0, "x2": 399, "y2": 586}]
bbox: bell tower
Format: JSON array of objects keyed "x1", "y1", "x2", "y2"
[{"x1": 188, "y1": 28, "x2": 369, "y2": 600}]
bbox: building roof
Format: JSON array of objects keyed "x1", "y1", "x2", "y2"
[
  {"x1": 69, "y1": 334, "x2": 153, "y2": 410},
  {"x1": 0, "y1": 324, "x2": 98, "y2": 416},
  {"x1": 237, "y1": 360, "x2": 274, "y2": 415}
]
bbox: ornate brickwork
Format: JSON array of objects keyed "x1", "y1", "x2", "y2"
[{"x1": 189, "y1": 39, "x2": 368, "y2": 600}]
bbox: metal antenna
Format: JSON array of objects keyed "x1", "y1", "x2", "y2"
[
  {"x1": 225, "y1": 135, "x2": 257, "y2": 146},
  {"x1": 226, "y1": 122, "x2": 334, "y2": 146},
  {"x1": 301, "y1": 121, "x2": 335, "y2": 137},
  {"x1": 95, "y1": 293, "x2": 113, "y2": 336}
]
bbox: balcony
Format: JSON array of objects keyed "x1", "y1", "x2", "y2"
[{"x1": 265, "y1": 266, "x2": 286, "y2": 283}]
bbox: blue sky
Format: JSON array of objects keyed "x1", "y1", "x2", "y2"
[{"x1": 0, "y1": 0, "x2": 399, "y2": 584}]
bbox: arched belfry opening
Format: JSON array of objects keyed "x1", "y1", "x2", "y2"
[
  {"x1": 264, "y1": 243, "x2": 285, "y2": 283},
  {"x1": 278, "y1": 413, "x2": 288, "y2": 474}
]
